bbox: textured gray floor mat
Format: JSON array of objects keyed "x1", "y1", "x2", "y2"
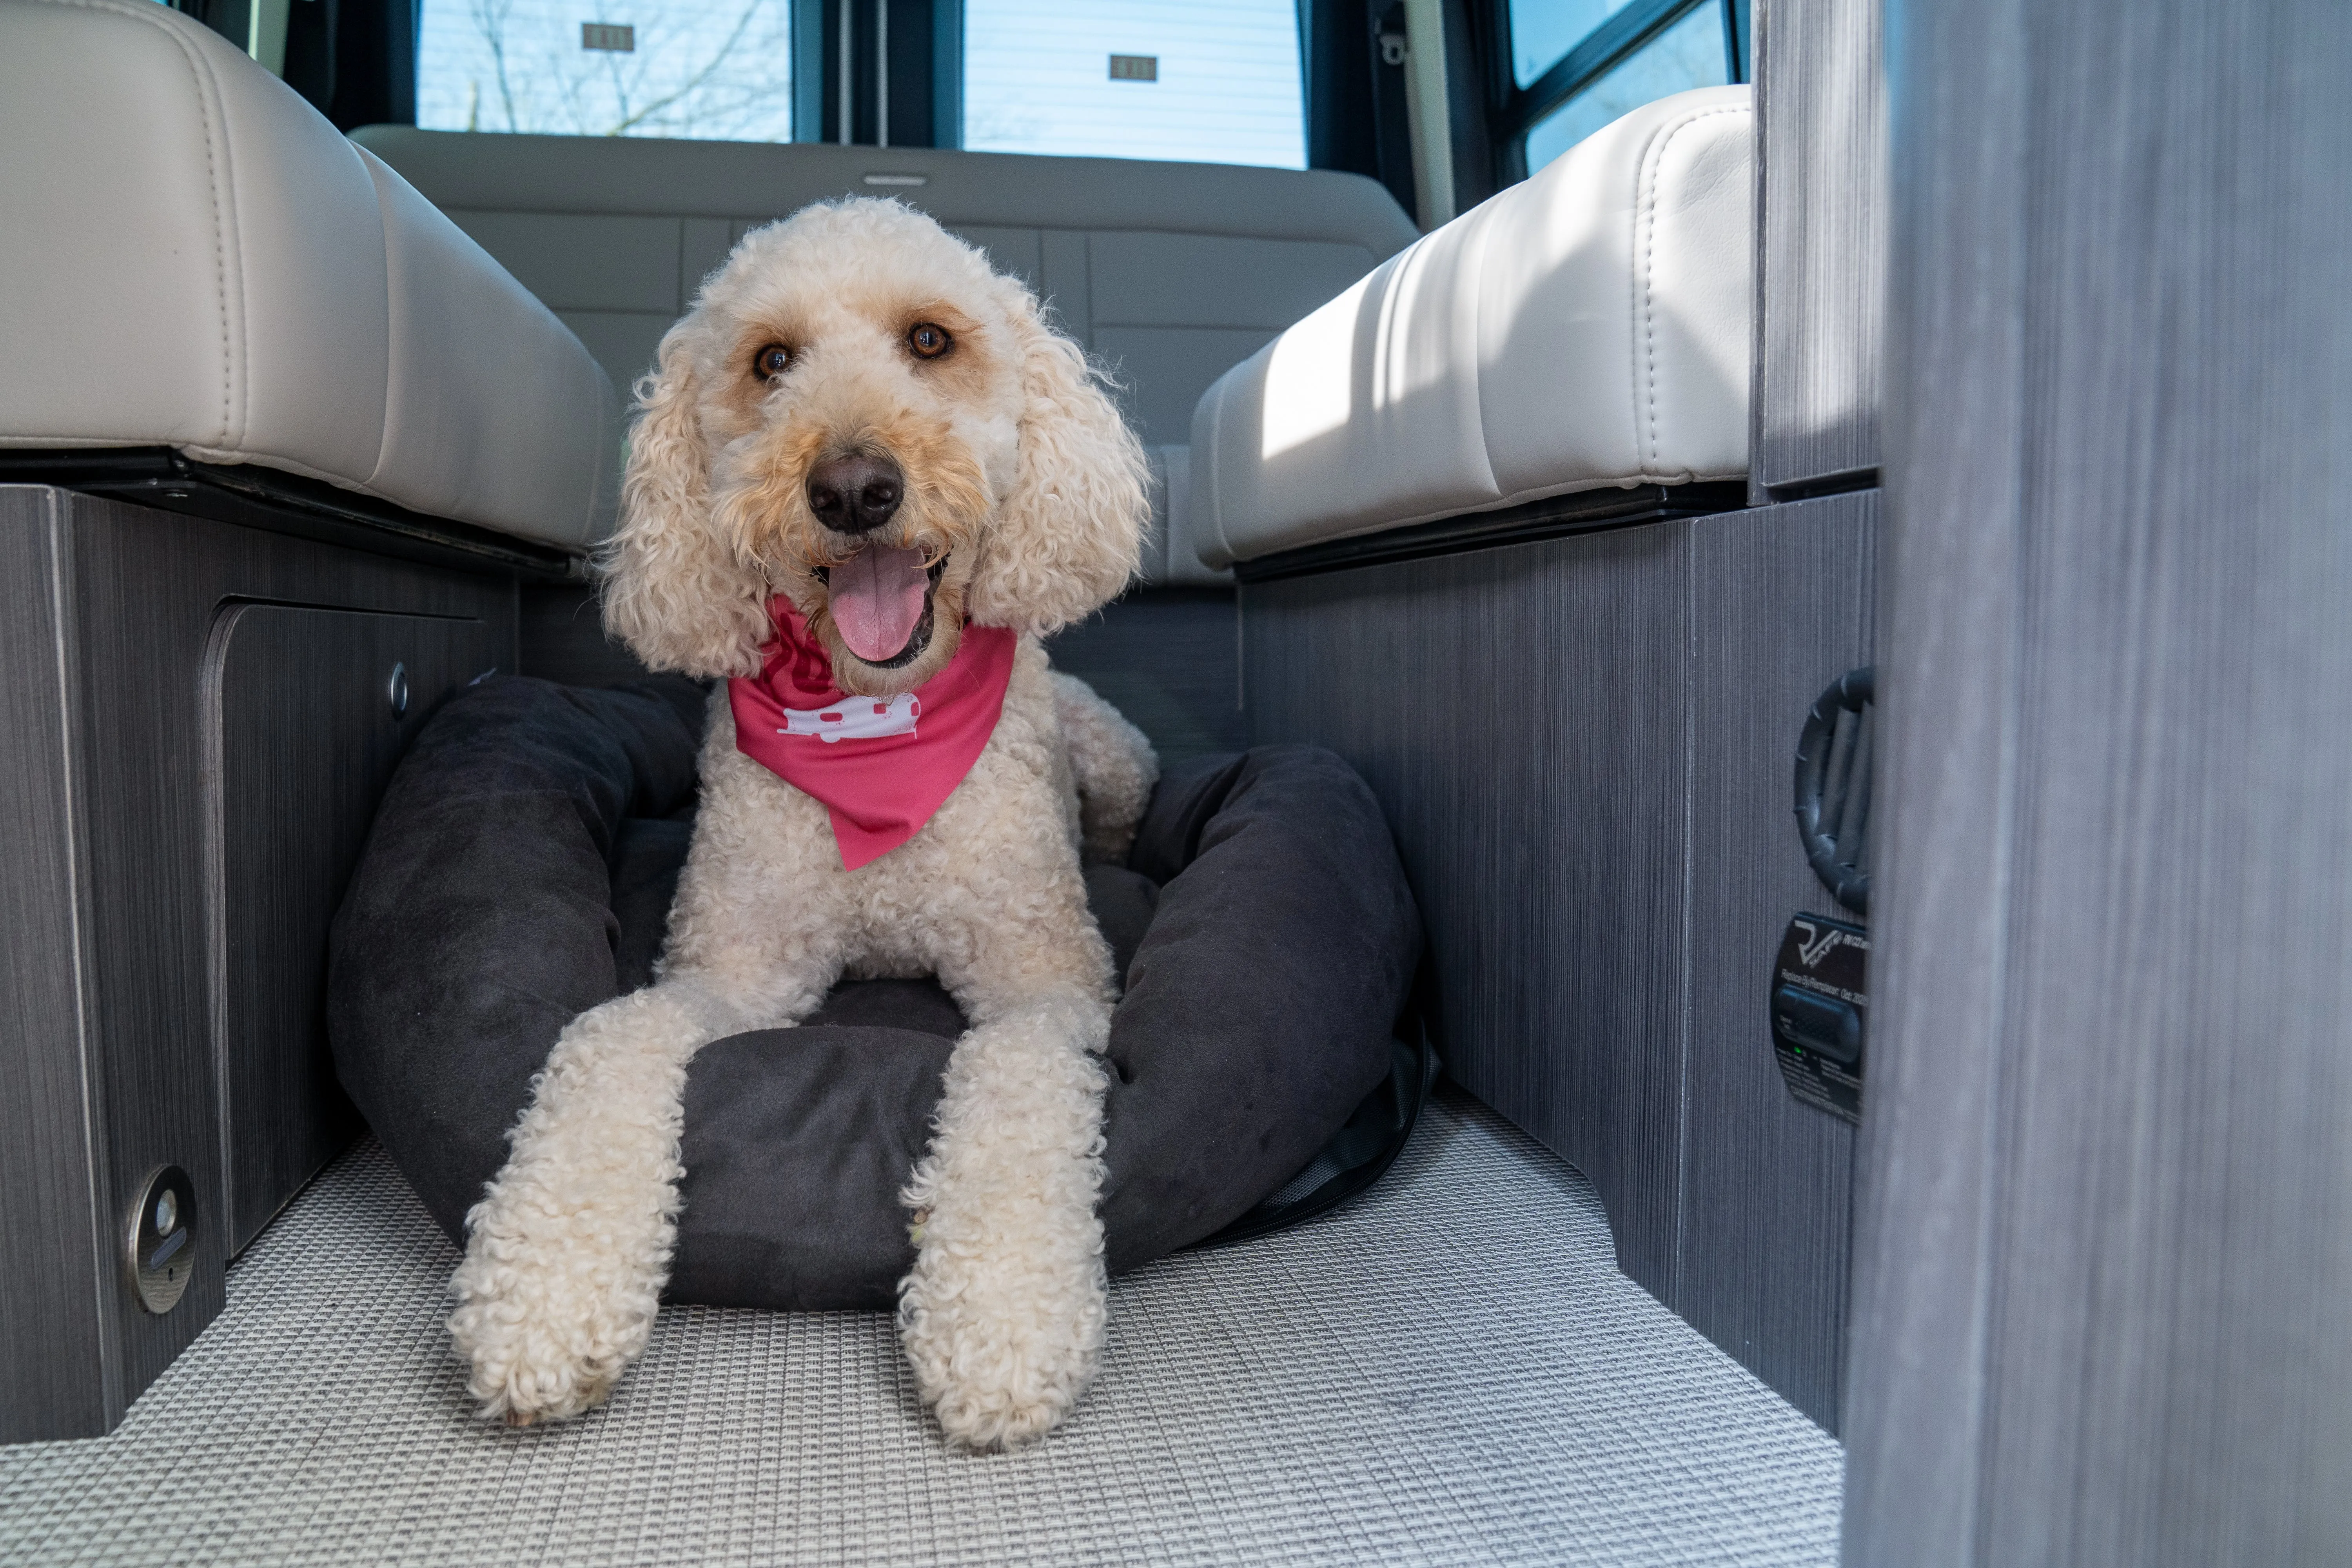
[{"x1": 0, "y1": 1088, "x2": 1842, "y2": 1567}]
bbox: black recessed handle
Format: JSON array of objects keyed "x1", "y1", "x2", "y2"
[{"x1": 1794, "y1": 665, "x2": 1874, "y2": 915}]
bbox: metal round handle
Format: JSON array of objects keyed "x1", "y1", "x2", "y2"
[
  {"x1": 387, "y1": 661, "x2": 410, "y2": 717},
  {"x1": 126, "y1": 1164, "x2": 197, "y2": 1315}
]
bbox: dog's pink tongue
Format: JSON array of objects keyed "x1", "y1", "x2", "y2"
[{"x1": 830, "y1": 544, "x2": 930, "y2": 661}]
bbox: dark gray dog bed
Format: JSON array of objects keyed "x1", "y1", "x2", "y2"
[{"x1": 328, "y1": 675, "x2": 1424, "y2": 1310}]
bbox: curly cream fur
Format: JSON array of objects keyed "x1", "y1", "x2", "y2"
[
  {"x1": 1053, "y1": 672, "x2": 1159, "y2": 862},
  {"x1": 596, "y1": 198, "x2": 1148, "y2": 682},
  {"x1": 450, "y1": 200, "x2": 1159, "y2": 1449}
]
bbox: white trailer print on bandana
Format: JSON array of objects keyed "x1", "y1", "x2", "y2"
[{"x1": 778, "y1": 691, "x2": 922, "y2": 744}]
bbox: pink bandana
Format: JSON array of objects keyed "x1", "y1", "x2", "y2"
[{"x1": 728, "y1": 597, "x2": 1016, "y2": 869}]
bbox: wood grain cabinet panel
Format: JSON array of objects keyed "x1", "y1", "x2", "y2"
[
  {"x1": 206, "y1": 606, "x2": 500, "y2": 1254},
  {"x1": 1751, "y1": 0, "x2": 1884, "y2": 497},
  {"x1": 1240, "y1": 497, "x2": 1875, "y2": 1432},
  {"x1": 1243, "y1": 523, "x2": 1692, "y2": 1300},
  {"x1": 0, "y1": 487, "x2": 113, "y2": 1443},
  {"x1": 2, "y1": 485, "x2": 517, "y2": 1443},
  {"x1": 1679, "y1": 490, "x2": 1875, "y2": 1433}
]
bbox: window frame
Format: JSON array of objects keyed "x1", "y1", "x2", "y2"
[{"x1": 1485, "y1": 0, "x2": 1748, "y2": 185}]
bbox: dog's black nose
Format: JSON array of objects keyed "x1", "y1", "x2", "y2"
[{"x1": 806, "y1": 454, "x2": 904, "y2": 534}]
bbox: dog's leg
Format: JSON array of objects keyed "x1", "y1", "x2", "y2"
[
  {"x1": 900, "y1": 927, "x2": 1116, "y2": 1448},
  {"x1": 1049, "y1": 670, "x2": 1159, "y2": 862},
  {"x1": 448, "y1": 956, "x2": 831, "y2": 1426}
]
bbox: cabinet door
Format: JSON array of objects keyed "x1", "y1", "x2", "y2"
[{"x1": 206, "y1": 604, "x2": 500, "y2": 1253}]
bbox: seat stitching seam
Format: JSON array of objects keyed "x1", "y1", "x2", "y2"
[
  {"x1": 1641, "y1": 139, "x2": 1659, "y2": 472},
  {"x1": 1636, "y1": 103, "x2": 1748, "y2": 480},
  {"x1": 185, "y1": 34, "x2": 245, "y2": 448},
  {"x1": 1632, "y1": 120, "x2": 1661, "y2": 471}
]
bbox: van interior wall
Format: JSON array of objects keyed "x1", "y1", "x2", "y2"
[
  {"x1": 1298, "y1": 0, "x2": 1422, "y2": 222},
  {"x1": 1436, "y1": 0, "x2": 1500, "y2": 215}
]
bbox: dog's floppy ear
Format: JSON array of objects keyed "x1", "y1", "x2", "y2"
[
  {"x1": 964, "y1": 292, "x2": 1150, "y2": 635},
  {"x1": 599, "y1": 319, "x2": 773, "y2": 678}
]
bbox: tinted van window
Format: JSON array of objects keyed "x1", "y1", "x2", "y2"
[
  {"x1": 416, "y1": 0, "x2": 794, "y2": 140},
  {"x1": 1523, "y1": 1, "x2": 1729, "y2": 172},
  {"x1": 962, "y1": 0, "x2": 1305, "y2": 168},
  {"x1": 1509, "y1": 0, "x2": 1637, "y2": 89}
]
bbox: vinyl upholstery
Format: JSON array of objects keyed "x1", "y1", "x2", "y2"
[
  {"x1": 1190, "y1": 87, "x2": 1753, "y2": 569},
  {"x1": 0, "y1": 0, "x2": 619, "y2": 548}
]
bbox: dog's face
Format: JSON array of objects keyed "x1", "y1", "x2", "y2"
[{"x1": 601, "y1": 199, "x2": 1149, "y2": 693}]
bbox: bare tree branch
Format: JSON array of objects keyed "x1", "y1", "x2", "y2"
[
  {"x1": 470, "y1": 0, "x2": 521, "y2": 133},
  {"x1": 603, "y1": 0, "x2": 764, "y2": 136},
  {"x1": 443, "y1": 0, "x2": 788, "y2": 143}
]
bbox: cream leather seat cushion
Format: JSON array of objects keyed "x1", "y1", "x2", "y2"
[
  {"x1": 1189, "y1": 87, "x2": 1751, "y2": 570},
  {"x1": 0, "y1": 0, "x2": 618, "y2": 550}
]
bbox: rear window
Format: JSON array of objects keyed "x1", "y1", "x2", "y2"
[
  {"x1": 960, "y1": 0, "x2": 1305, "y2": 169},
  {"x1": 415, "y1": 0, "x2": 795, "y2": 141}
]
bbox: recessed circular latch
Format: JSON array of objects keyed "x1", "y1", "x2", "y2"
[
  {"x1": 387, "y1": 661, "x2": 410, "y2": 717},
  {"x1": 1794, "y1": 665, "x2": 1874, "y2": 916},
  {"x1": 126, "y1": 1165, "x2": 197, "y2": 1315}
]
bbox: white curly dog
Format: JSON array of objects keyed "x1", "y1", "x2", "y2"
[{"x1": 448, "y1": 198, "x2": 1161, "y2": 1449}]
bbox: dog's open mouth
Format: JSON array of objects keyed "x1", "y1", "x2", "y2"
[{"x1": 823, "y1": 544, "x2": 946, "y2": 668}]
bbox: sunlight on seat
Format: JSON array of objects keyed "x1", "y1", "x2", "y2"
[
  {"x1": 1258, "y1": 276, "x2": 1368, "y2": 460},
  {"x1": 1374, "y1": 231, "x2": 1465, "y2": 414},
  {"x1": 1256, "y1": 224, "x2": 1477, "y2": 466}
]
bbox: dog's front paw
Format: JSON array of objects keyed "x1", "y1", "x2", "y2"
[
  {"x1": 898, "y1": 1225, "x2": 1108, "y2": 1449},
  {"x1": 448, "y1": 1185, "x2": 668, "y2": 1427},
  {"x1": 445, "y1": 985, "x2": 708, "y2": 1426}
]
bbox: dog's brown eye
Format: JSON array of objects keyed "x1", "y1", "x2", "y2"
[
  {"x1": 753, "y1": 343, "x2": 792, "y2": 379},
  {"x1": 907, "y1": 322, "x2": 952, "y2": 360}
]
